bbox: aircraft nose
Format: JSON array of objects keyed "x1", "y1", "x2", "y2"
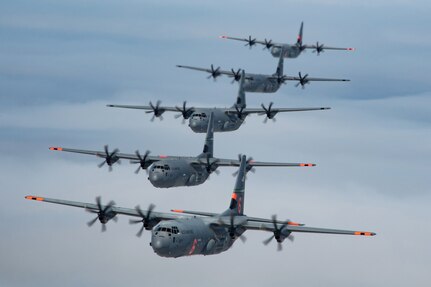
[
  {"x1": 189, "y1": 120, "x2": 198, "y2": 127},
  {"x1": 149, "y1": 171, "x2": 161, "y2": 182},
  {"x1": 151, "y1": 236, "x2": 170, "y2": 254}
]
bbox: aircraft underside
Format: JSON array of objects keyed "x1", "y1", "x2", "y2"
[
  {"x1": 244, "y1": 78, "x2": 279, "y2": 93},
  {"x1": 271, "y1": 46, "x2": 301, "y2": 58},
  {"x1": 151, "y1": 219, "x2": 236, "y2": 258},
  {"x1": 189, "y1": 117, "x2": 242, "y2": 133}
]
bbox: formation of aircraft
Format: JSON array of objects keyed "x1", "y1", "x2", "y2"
[
  {"x1": 25, "y1": 156, "x2": 375, "y2": 258},
  {"x1": 220, "y1": 22, "x2": 355, "y2": 59},
  {"x1": 107, "y1": 71, "x2": 330, "y2": 133},
  {"x1": 25, "y1": 21, "x2": 375, "y2": 258},
  {"x1": 177, "y1": 47, "x2": 350, "y2": 93},
  {"x1": 49, "y1": 112, "x2": 315, "y2": 188}
]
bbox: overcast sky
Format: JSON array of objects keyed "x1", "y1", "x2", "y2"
[{"x1": 1, "y1": 1, "x2": 430, "y2": 287}]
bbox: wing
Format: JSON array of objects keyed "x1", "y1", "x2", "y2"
[
  {"x1": 106, "y1": 104, "x2": 180, "y2": 112},
  {"x1": 270, "y1": 75, "x2": 350, "y2": 82},
  {"x1": 213, "y1": 157, "x2": 316, "y2": 167},
  {"x1": 25, "y1": 195, "x2": 184, "y2": 222},
  {"x1": 244, "y1": 220, "x2": 376, "y2": 236},
  {"x1": 176, "y1": 65, "x2": 253, "y2": 80},
  {"x1": 49, "y1": 146, "x2": 178, "y2": 162},
  {"x1": 219, "y1": 35, "x2": 283, "y2": 48},
  {"x1": 304, "y1": 44, "x2": 355, "y2": 51},
  {"x1": 226, "y1": 107, "x2": 331, "y2": 115}
]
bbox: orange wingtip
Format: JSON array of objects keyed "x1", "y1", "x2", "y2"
[
  {"x1": 49, "y1": 147, "x2": 63, "y2": 151},
  {"x1": 171, "y1": 209, "x2": 184, "y2": 213},
  {"x1": 25, "y1": 196, "x2": 44, "y2": 201},
  {"x1": 354, "y1": 231, "x2": 376, "y2": 236},
  {"x1": 219, "y1": 35, "x2": 228, "y2": 39},
  {"x1": 287, "y1": 222, "x2": 302, "y2": 226},
  {"x1": 347, "y1": 48, "x2": 356, "y2": 51},
  {"x1": 299, "y1": 163, "x2": 315, "y2": 167}
]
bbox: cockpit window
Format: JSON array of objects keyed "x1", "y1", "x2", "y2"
[{"x1": 172, "y1": 226, "x2": 179, "y2": 234}]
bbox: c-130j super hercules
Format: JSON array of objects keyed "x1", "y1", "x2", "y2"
[
  {"x1": 26, "y1": 156, "x2": 375, "y2": 258},
  {"x1": 49, "y1": 111, "x2": 316, "y2": 188}
]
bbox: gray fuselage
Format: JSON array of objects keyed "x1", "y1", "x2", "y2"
[
  {"x1": 188, "y1": 108, "x2": 244, "y2": 133},
  {"x1": 270, "y1": 44, "x2": 302, "y2": 58},
  {"x1": 243, "y1": 74, "x2": 280, "y2": 93},
  {"x1": 150, "y1": 217, "x2": 243, "y2": 258},
  {"x1": 148, "y1": 158, "x2": 210, "y2": 188}
]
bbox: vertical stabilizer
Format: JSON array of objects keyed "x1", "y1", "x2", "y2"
[
  {"x1": 275, "y1": 47, "x2": 285, "y2": 76},
  {"x1": 297, "y1": 21, "x2": 304, "y2": 46},
  {"x1": 235, "y1": 70, "x2": 246, "y2": 108},
  {"x1": 199, "y1": 112, "x2": 214, "y2": 158},
  {"x1": 224, "y1": 155, "x2": 246, "y2": 215}
]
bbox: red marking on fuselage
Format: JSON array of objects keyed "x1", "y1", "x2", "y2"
[{"x1": 188, "y1": 239, "x2": 198, "y2": 255}]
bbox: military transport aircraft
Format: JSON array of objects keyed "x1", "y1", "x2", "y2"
[
  {"x1": 107, "y1": 71, "x2": 330, "y2": 133},
  {"x1": 177, "y1": 47, "x2": 349, "y2": 92},
  {"x1": 220, "y1": 22, "x2": 355, "y2": 58},
  {"x1": 49, "y1": 113, "x2": 315, "y2": 188},
  {"x1": 25, "y1": 156, "x2": 375, "y2": 257}
]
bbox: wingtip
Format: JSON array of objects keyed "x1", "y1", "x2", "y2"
[
  {"x1": 219, "y1": 35, "x2": 228, "y2": 39},
  {"x1": 347, "y1": 47, "x2": 356, "y2": 51},
  {"x1": 299, "y1": 163, "x2": 315, "y2": 167},
  {"x1": 171, "y1": 209, "x2": 184, "y2": 213},
  {"x1": 106, "y1": 104, "x2": 114, "y2": 107},
  {"x1": 49, "y1": 147, "x2": 63, "y2": 151},
  {"x1": 25, "y1": 196, "x2": 44, "y2": 201},
  {"x1": 354, "y1": 231, "x2": 376, "y2": 236}
]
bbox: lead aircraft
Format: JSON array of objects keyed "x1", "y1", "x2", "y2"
[
  {"x1": 177, "y1": 47, "x2": 349, "y2": 93},
  {"x1": 107, "y1": 71, "x2": 330, "y2": 133},
  {"x1": 25, "y1": 156, "x2": 375, "y2": 258},
  {"x1": 49, "y1": 112, "x2": 315, "y2": 188},
  {"x1": 220, "y1": 22, "x2": 355, "y2": 58}
]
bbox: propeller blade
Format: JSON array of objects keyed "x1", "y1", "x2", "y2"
[
  {"x1": 263, "y1": 235, "x2": 275, "y2": 245},
  {"x1": 87, "y1": 216, "x2": 98, "y2": 227},
  {"x1": 136, "y1": 225, "x2": 145, "y2": 237}
]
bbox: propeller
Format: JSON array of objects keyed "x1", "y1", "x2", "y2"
[
  {"x1": 244, "y1": 35, "x2": 256, "y2": 49},
  {"x1": 274, "y1": 75, "x2": 287, "y2": 85},
  {"x1": 145, "y1": 100, "x2": 164, "y2": 121},
  {"x1": 131, "y1": 150, "x2": 151, "y2": 174},
  {"x1": 312, "y1": 41, "x2": 324, "y2": 55},
  {"x1": 232, "y1": 154, "x2": 255, "y2": 176},
  {"x1": 263, "y1": 38, "x2": 273, "y2": 50},
  {"x1": 129, "y1": 204, "x2": 156, "y2": 237},
  {"x1": 174, "y1": 101, "x2": 194, "y2": 124},
  {"x1": 295, "y1": 72, "x2": 309, "y2": 89},
  {"x1": 207, "y1": 64, "x2": 221, "y2": 81},
  {"x1": 262, "y1": 215, "x2": 294, "y2": 251},
  {"x1": 86, "y1": 196, "x2": 117, "y2": 232},
  {"x1": 296, "y1": 41, "x2": 306, "y2": 52},
  {"x1": 234, "y1": 105, "x2": 246, "y2": 120},
  {"x1": 227, "y1": 213, "x2": 247, "y2": 243},
  {"x1": 259, "y1": 102, "x2": 277, "y2": 123},
  {"x1": 97, "y1": 145, "x2": 120, "y2": 172},
  {"x1": 199, "y1": 156, "x2": 220, "y2": 175},
  {"x1": 229, "y1": 68, "x2": 242, "y2": 84}
]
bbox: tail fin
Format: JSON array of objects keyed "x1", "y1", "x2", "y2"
[
  {"x1": 275, "y1": 47, "x2": 285, "y2": 76},
  {"x1": 296, "y1": 21, "x2": 304, "y2": 46},
  {"x1": 199, "y1": 112, "x2": 214, "y2": 158},
  {"x1": 235, "y1": 70, "x2": 246, "y2": 108},
  {"x1": 224, "y1": 155, "x2": 246, "y2": 215}
]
